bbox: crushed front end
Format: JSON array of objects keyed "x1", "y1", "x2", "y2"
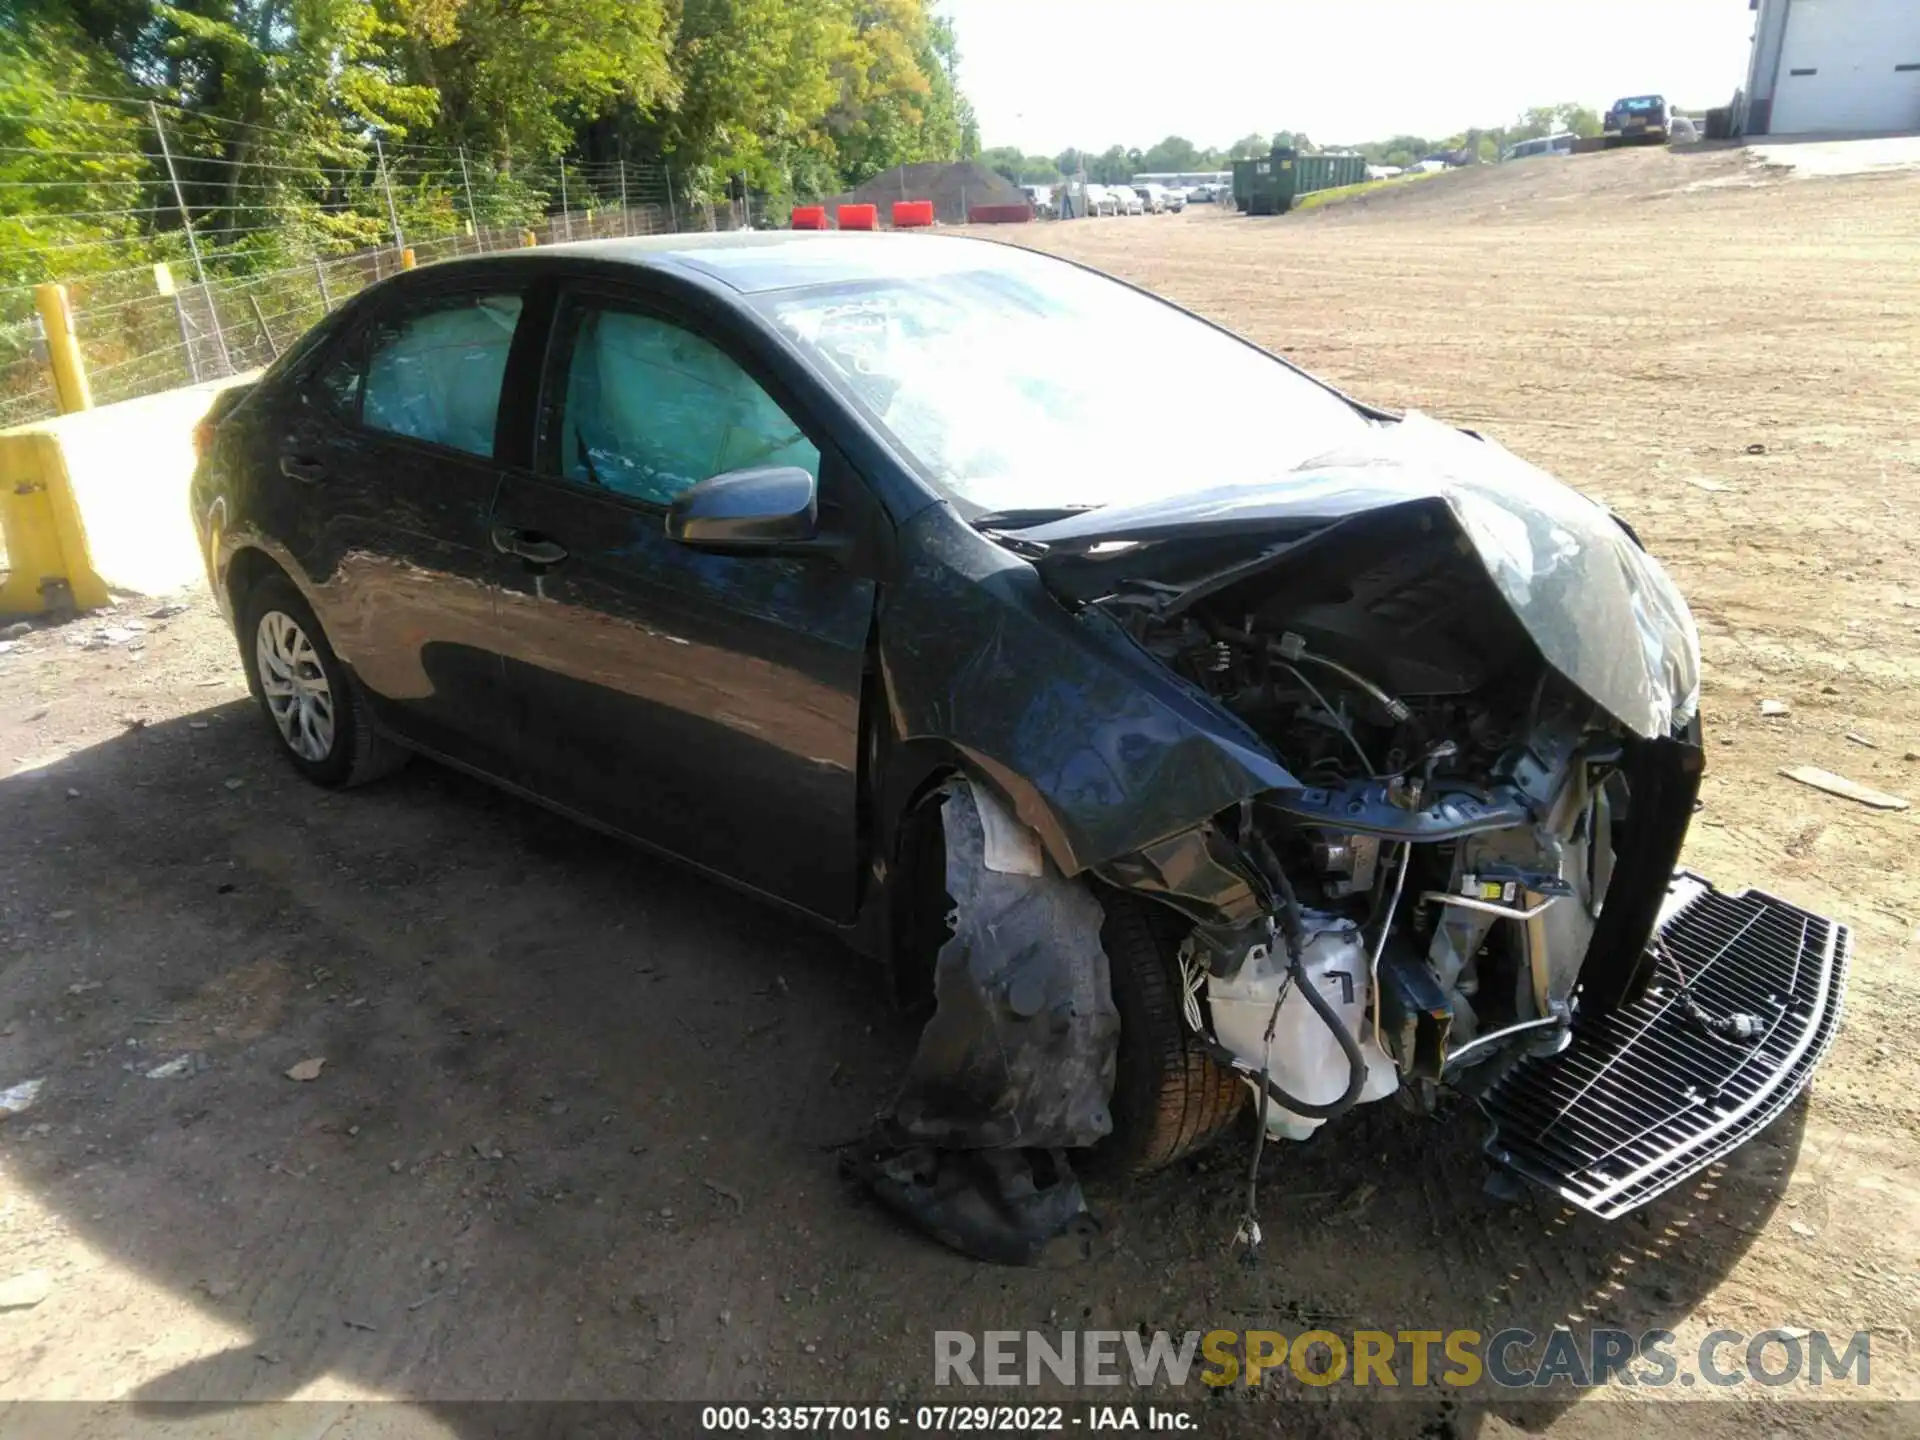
[{"x1": 1039, "y1": 414, "x2": 1851, "y2": 1219}]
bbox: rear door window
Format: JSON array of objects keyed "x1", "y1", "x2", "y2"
[{"x1": 360, "y1": 293, "x2": 523, "y2": 458}]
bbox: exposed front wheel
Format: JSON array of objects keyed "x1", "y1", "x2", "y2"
[{"x1": 1094, "y1": 891, "x2": 1247, "y2": 1176}]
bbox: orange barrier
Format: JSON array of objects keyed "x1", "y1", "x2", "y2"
[
  {"x1": 967, "y1": 203, "x2": 1035, "y2": 224},
  {"x1": 838, "y1": 203, "x2": 878, "y2": 231},
  {"x1": 892, "y1": 199, "x2": 935, "y2": 228},
  {"x1": 791, "y1": 205, "x2": 829, "y2": 230}
]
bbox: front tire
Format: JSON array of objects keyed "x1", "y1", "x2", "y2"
[
  {"x1": 238, "y1": 575, "x2": 407, "y2": 789},
  {"x1": 1095, "y1": 892, "x2": 1246, "y2": 1177}
]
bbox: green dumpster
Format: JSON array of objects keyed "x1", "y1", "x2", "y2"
[
  {"x1": 1292, "y1": 152, "x2": 1367, "y2": 196},
  {"x1": 1246, "y1": 149, "x2": 1299, "y2": 215},
  {"x1": 1230, "y1": 158, "x2": 1257, "y2": 212},
  {"x1": 1243, "y1": 150, "x2": 1368, "y2": 214}
]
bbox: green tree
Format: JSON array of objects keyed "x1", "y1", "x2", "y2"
[
  {"x1": 12, "y1": 2, "x2": 450, "y2": 261},
  {"x1": 821, "y1": 1, "x2": 971, "y2": 188},
  {"x1": 1509, "y1": 106, "x2": 1558, "y2": 141},
  {"x1": 977, "y1": 145, "x2": 1024, "y2": 183},
  {"x1": 1555, "y1": 103, "x2": 1602, "y2": 138},
  {"x1": 1349, "y1": 133, "x2": 1432, "y2": 167},
  {"x1": 1501, "y1": 103, "x2": 1600, "y2": 152},
  {"x1": 924, "y1": 11, "x2": 977, "y2": 160},
  {"x1": 0, "y1": 11, "x2": 152, "y2": 289},
  {"x1": 643, "y1": 0, "x2": 842, "y2": 195},
  {"x1": 978, "y1": 147, "x2": 1058, "y2": 184},
  {"x1": 0, "y1": 0, "x2": 978, "y2": 324},
  {"x1": 1087, "y1": 144, "x2": 1130, "y2": 183},
  {"x1": 400, "y1": 0, "x2": 675, "y2": 162}
]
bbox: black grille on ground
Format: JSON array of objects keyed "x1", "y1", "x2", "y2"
[{"x1": 1480, "y1": 872, "x2": 1849, "y2": 1219}]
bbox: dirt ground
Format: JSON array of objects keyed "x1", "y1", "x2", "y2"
[{"x1": 1, "y1": 143, "x2": 1917, "y2": 1435}]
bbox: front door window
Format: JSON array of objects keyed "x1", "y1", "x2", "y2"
[{"x1": 548, "y1": 306, "x2": 819, "y2": 506}]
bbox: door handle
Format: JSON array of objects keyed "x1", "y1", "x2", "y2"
[
  {"x1": 280, "y1": 455, "x2": 326, "y2": 483},
  {"x1": 492, "y1": 525, "x2": 569, "y2": 567}
]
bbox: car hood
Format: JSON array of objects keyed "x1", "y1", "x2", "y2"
[{"x1": 1013, "y1": 411, "x2": 1701, "y2": 741}]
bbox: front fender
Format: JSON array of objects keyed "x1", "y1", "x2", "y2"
[{"x1": 877, "y1": 508, "x2": 1297, "y2": 877}]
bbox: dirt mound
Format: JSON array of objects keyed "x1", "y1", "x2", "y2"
[
  {"x1": 1289, "y1": 144, "x2": 1770, "y2": 226},
  {"x1": 825, "y1": 161, "x2": 1025, "y2": 225}
]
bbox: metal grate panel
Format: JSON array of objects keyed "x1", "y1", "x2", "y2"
[{"x1": 1481, "y1": 872, "x2": 1849, "y2": 1219}]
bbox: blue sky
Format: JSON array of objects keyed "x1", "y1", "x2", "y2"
[{"x1": 939, "y1": 1, "x2": 1757, "y2": 152}]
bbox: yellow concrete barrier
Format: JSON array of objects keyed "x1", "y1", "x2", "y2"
[
  {"x1": 0, "y1": 371, "x2": 258, "y2": 617},
  {"x1": 0, "y1": 430, "x2": 108, "y2": 613}
]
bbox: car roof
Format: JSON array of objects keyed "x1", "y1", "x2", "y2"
[{"x1": 487, "y1": 231, "x2": 1040, "y2": 295}]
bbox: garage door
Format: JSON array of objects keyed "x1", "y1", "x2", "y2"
[{"x1": 1770, "y1": 0, "x2": 1920, "y2": 134}]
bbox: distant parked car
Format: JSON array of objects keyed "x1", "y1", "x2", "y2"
[
  {"x1": 1112, "y1": 187, "x2": 1144, "y2": 216},
  {"x1": 1502, "y1": 133, "x2": 1576, "y2": 162},
  {"x1": 1669, "y1": 115, "x2": 1700, "y2": 144},
  {"x1": 1162, "y1": 186, "x2": 1186, "y2": 213},
  {"x1": 1081, "y1": 183, "x2": 1116, "y2": 217},
  {"x1": 1184, "y1": 184, "x2": 1215, "y2": 203},
  {"x1": 1021, "y1": 184, "x2": 1057, "y2": 218},
  {"x1": 1604, "y1": 95, "x2": 1670, "y2": 147},
  {"x1": 1133, "y1": 183, "x2": 1172, "y2": 214}
]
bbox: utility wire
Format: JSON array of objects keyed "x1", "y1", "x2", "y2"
[
  {"x1": 0, "y1": 177, "x2": 154, "y2": 189},
  {"x1": 41, "y1": 89, "x2": 484, "y2": 158},
  {"x1": 6, "y1": 206, "x2": 180, "y2": 223}
]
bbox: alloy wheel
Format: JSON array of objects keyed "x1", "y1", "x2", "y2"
[{"x1": 255, "y1": 609, "x2": 335, "y2": 762}]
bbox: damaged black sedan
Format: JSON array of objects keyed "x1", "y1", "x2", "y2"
[{"x1": 191, "y1": 232, "x2": 1849, "y2": 1265}]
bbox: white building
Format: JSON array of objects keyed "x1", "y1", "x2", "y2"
[{"x1": 1742, "y1": 0, "x2": 1920, "y2": 135}]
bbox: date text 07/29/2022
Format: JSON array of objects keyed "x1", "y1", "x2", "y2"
[{"x1": 701, "y1": 1405, "x2": 1193, "y2": 1432}]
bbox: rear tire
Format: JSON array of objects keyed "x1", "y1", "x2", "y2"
[
  {"x1": 1094, "y1": 891, "x2": 1246, "y2": 1177},
  {"x1": 238, "y1": 575, "x2": 408, "y2": 789}
]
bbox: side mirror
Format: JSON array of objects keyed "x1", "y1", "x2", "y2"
[{"x1": 666, "y1": 466, "x2": 818, "y2": 552}]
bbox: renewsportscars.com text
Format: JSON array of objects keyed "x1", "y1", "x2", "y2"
[{"x1": 933, "y1": 1328, "x2": 1871, "y2": 1390}]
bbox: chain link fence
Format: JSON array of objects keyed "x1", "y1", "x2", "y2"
[
  {"x1": 10, "y1": 193, "x2": 755, "y2": 426},
  {"x1": 3, "y1": 109, "x2": 761, "y2": 429}
]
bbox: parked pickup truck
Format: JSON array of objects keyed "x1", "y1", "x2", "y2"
[{"x1": 1604, "y1": 95, "x2": 1670, "y2": 146}]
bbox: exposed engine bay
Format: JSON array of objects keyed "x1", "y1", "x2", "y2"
[{"x1": 1097, "y1": 501, "x2": 1642, "y2": 1139}]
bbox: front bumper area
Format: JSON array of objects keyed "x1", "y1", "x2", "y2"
[{"x1": 1481, "y1": 872, "x2": 1849, "y2": 1219}]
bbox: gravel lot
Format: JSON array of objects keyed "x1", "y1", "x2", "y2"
[{"x1": 1, "y1": 143, "x2": 1915, "y2": 1435}]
